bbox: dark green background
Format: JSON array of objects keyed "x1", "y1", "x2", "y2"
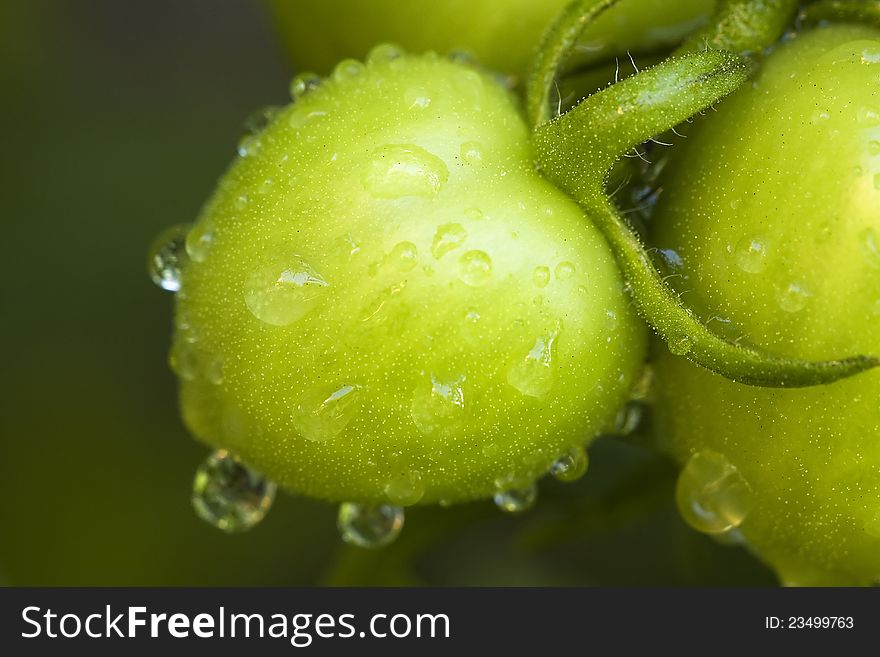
[{"x1": 0, "y1": 0, "x2": 775, "y2": 586}]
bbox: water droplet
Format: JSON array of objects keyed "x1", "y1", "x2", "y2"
[
  {"x1": 410, "y1": 374, "x2": 466, "y2": 435},
  {"x1": 192, "y1": 450, "x2": 276, "y2": 533},
  {"x1": 605, "y1": 309, "x2": 619, "y2": 331},
  {"x1": 656, "y1": 248, "x2": 685, "y2": 277},
  {"x1": 550, "y1": 446, "x2": 589, "y2": 482},
  {"x1": 507, "y1": 329, "x2": 559, "y2": 398},
  {"x1": 404, "y1": 85, "x2": 431, "y2": 109},
  {"x1": 555, "y1": 261, "x2": 575, "y2": 280},
  {"x1": 431, "y1": 223, "x2": 467, "y2": 259},
  {"x1": 777, "y1": 281, "x2": 810, "y2": 313},
  {"x1": 234, "y1": 194, "x2": 250, "y2": 210},
  {"x1": 290, "y1": 71, "x2": 321, "y2": 100},
  {"x1": 363, "y1": 144, "x2": 449, "y2": 199},
  {"x1": 147, "y1": 224, "x2": 190, "y2": 292},
  {"x1": 493, "y1": 484, "x2": 537, "y2": 513},
  {"x1": 464, "y1": 208, "x2": 484, "y2": 221},
  {"x1": 333, "y1": 58, "x2": 364, "y2": 81},
  {"x1": 465, "y1": 309, "x2": 481, "y2": 323},
  {"x1": 861, "y1": 47, "x2": 880, "y2": 65},
  {"x1": 614, "y1": 401, "x2": 644, "y2": 435},
  {"x1": 386, "y1": 241, "x2": 418, "y2": 271},
  {"x1": 458, "y1": 250, "x2": 492, "y2": 286},
  {"x1": 242, "y1": 105, "x2": 280, "y2": 136},
  {"x1": 733, "y1": 236, "x2": 767, "y2": 273},
  {"x1": 481, "y1": 442, "x2": 501, "y2": 459},
  {"x1": 668, "y1": 335, "x2": 692, "y2": 356},
  {"x1": 862, "y1": 227, "x2": 880, "y2": 267},
  {"x1": 367, "y1": 43, "x2": 404, "y2": 65},
  {"x1": 206, "y1": 356, "x2": 225, "y2": 385},
  {"x1": 175, "y1": 308, "x2": 198, "y2": 339},
  {"x1": 810, "y1": 110, "x2": 830, "y2": 124},
  {"x1": 360, "y1": 282, "x2": 407, "y2": 326},
  {"x1": 337, "y1": 503, "x2": 404, "y2": 548},
  {"x1": 676, "y1": 450, "x2": 754, "y2": 535},
  {"x1": 448, "y1": 49, "x2": 476, "y2": 65},
  {"x1": 259, "y1": 177, "x2": 274, "y2": 195},
  {"x1": 533, "y1": 266, "x2": 551, "y2": 288},
  {"x1": 710, "y1": 527, "x2": 746, "y2": 547},
  {"x1": 858, "y1": 107, "x2": 880, "y2": 125},
  {"x1": 244, "y1": 254, "x2": 329, "y2": 326},
  {"x1": 384, "y1": 470, "x2": 425, "y2": 506},
  {"x1": 289, "y1": 109, "x2": 328, "y2": 130},
  {"x1": 460, "y1": 141, "x2": 484, "y2": 165},
  {"x1": 869, "y1": 141, "x2": 880, "y2": 156},
  {"x1": 630, "y1": 365, "x2": 655, "y2": 401},
  {"x1": 169, "y1": 341, "x2": 198, "y2": 381},
  {"x1": 185, "y1": 221, "x2": 215, "y2": 263},
  {"x1": 292, "y1": 384, "x2": 362, "y2": 442},
  {"x1": 451, "y1": 69, "x2": 484, "y2": 105},
  {"x1": 236, "y1": 134, "x2": 261, "y2": 158}
]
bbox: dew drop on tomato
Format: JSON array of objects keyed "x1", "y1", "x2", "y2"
[{"x1": 675, "y1": 450, "x2": 754, "y2": 535}]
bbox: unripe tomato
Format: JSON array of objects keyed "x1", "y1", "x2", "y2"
[
  {"x1": 268, "y1": 0, "x2": 714, "y2": 78},
  {"x1": 163, "y1": 49, "x2": 646, "y2": 508},
  {"x1": 652, "y1": 24, "x2": 880, "y2": 584}
]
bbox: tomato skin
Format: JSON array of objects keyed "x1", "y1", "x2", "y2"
[
  {"x1": 174, "y1": 52, "x2": 646, "y2": 506},
  {"x1": 652, "y1": 25, "x2": 880, "y2": 584},
  {"x1": 267, "y1": 0, "x2": 714, "y2": 78}
]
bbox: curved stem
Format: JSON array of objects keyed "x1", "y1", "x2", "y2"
[
  {"x1": 581, "y1": 194, "x2": 876, "y2": 387},
  {"x1": 534, "y1": 52, "x2": 879, "y2": 387},
  {"x1": 676, "y1": 0, "x2": 800, "y2": 55},
  {"x1": 800, "y1": 0, "x2": 880, "y2": 27},
  {"x1": 526, "y1": 0, "x2": 621, "y2": 129},
  {"x1": 535, "y1": 50, "x2": 749, "y2": 190}
]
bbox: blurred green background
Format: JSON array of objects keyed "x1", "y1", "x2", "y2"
[{"x1": 0, "y1": 0, "x2": 775, "y2": 586}]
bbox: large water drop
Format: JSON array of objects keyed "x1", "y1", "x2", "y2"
[{"x1": 192, "y1": 450, "x2": 276, "y2": 533}]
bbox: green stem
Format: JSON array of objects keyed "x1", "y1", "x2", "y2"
[
  {"x1": 580, "y1": 195, "x2": 876, "y2": 387},
  {"x1": 676, "y1": 0, "x2": 800, "y2": 55},
  {"x1": 526, "y1": 0, "x2": 621, "y2": 128},
  {"x1": 534, "y1": 52, "x2": 879, "y2": 387},
  {"x1": 800, "y1": 0, "x2": 880, "y2": 27},
  {"x1": 535, "y1": 50, "x2": 749, "y2": 178}
]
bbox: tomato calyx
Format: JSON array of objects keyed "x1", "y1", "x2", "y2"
[{"x1": 529, "y1": 0, "x2": 880, "y2": 387}]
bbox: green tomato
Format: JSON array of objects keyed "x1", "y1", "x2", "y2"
[
  {"x1": 168, "y1": 49, "x2": 646, "y2": 507},
  {"x1": 267, "y1": 0, "x2": 715, "y2": 79},
  {"x1": 651, "y1": 24, "x2": 880, "y2": 584}
]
